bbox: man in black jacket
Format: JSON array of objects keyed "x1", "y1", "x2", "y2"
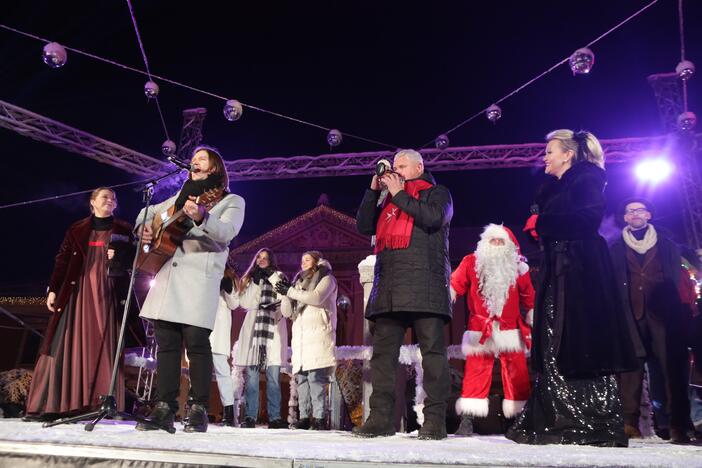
[
  {"x1": 354, "y1": 149, "x2": 453, "y2": 440},
  {"x1": 610, "y1": 198, "x2": 693, "y2": 444}
]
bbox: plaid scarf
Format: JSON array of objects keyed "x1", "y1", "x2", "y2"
[
  {"x1": 374, "y1": 178, "x2": 433, "y2": 254},
  {"x1": 251, "y1": 278, "x2": 278, "y2": 370}
]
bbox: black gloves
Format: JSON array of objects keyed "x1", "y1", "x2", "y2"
[
  {"x1": 220, "y1": 276, "x2": 234, "y2": 294},
  {"x1": 274, "y1": 278, "x2": 291, "y2": 296},
  {"x1": 251, "y1": 266, "x2": 276, "y2": 284}
]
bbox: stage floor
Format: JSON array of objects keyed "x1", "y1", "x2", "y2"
[{"x1": 0, "y1": 419, "x2": 700, "y2": 467}]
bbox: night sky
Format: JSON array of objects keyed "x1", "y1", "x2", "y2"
[{"x1": 1, "y1": 0, "x2": 700, "y2": 294}]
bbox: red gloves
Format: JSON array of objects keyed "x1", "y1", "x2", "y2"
[{"x1": 523, "y1": 214, "x2": 539, "y2": 241}]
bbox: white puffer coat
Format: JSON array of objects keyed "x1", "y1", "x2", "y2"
[{"x1": 281, "y1": 260, "x2": 337, "y2": 373}]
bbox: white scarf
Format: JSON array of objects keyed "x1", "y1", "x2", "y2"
[{"x1": 622, "y1": 224, "x2": 658, "y2": 255}]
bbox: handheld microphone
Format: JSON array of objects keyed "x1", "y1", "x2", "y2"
[{"x1": 167, "y1": 156, "x2": 194, "y2": 171}]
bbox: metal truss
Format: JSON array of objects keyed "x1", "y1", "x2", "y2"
[
  {"x1": 177, "y1": 107, "x2": 207, "y2": 160},
  {"x1": 648, "y1": 73, "x2": 684, "y2": 133},
  {"x1": 0, "y1": 99, "x2": 168, "y2": 177},
  {"x1": 649, "y1": 72, "x2": 702, "y2": 249},
  {"x1": 225, "y1": 136, "x2": 671, "y2": 181}
]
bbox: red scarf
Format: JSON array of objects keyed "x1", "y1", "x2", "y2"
[{"x1": 374, "y1": 178, "x2": 433, "y2": 254}]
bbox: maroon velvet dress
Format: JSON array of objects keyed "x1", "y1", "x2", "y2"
[{"x1": 26, "y1": 229, "x2": 124, "y2": 417}]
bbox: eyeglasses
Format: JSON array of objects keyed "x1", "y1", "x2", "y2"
[{"x1": 625, "y1": 208, "x2": 648, "y2": 215}]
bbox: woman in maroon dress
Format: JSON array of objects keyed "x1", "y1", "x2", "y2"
[{"x1": 23, "y1": 187, "x2": 135, "y2": 421}]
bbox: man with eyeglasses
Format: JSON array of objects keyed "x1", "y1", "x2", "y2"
[{"x1": 609, "y1": 198, "x2": 694, "y2": 444}]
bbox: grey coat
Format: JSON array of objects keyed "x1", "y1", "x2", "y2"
[{"x1": 137, "y1": 192, "x2": 245, "y2": 330}]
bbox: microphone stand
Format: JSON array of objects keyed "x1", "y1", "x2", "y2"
[{"x1": 44, "y1": 167, "x2": 184, "y2": 432}]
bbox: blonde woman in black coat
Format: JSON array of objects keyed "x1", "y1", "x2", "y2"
[{"x1": 507, "y1": 130, "x2": 638, "y2": 447}]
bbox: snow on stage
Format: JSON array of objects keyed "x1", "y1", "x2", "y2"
[{"x1": 0, "y1": 419, "x2": 699, "y2": 467}]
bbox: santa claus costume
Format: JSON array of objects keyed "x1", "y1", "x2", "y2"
[{"x1": 451, "y1": 224, "x2": 535, "y2": 419}]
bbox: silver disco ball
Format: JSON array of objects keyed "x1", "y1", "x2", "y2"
[
  {"x1": 42, "y1": 42, "x2": 67, "y2": 68},
  {"x1": 676, "y1": 60, "x2": 695, "y2": 81},
  {"x1": 144, "y1": 81, "x2": 160, "y2": 99},
  {"x1": 223, "y1": 99, "x2": 243, "y2": 121},
  {"x1": 336, "y1": 295, "x2": 351, "y2": 312},
  {"x1": 677, "y1": 111, "x2": 697, "y2": 131},
  {"x1": 327, "y1": 129, "x2": 343, "y2": 147},
  {"x1": 486, "y1": 104, "x2": 502, "y2": 123},
  {"x1": 569, "y1": 47, "x2": 595, "y2": 75},
  {"x1": 161, "y1": 139, "x2": 177, "y2": 156},
  {"x1": 435, "y1": 134, "x2": 449, "y2": 150}
]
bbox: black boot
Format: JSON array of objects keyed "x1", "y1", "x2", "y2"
[
  {"x1": 221, "y1": 405, "x2": 235, "y2": 427},
  {"x1": 292, "y1": 417, "x2": 310, "y2": 430},
  {"x1": 240, "y1": 416, "x2": 256, "y2": 428},
  {"x1": 310, "y1": 417, "x2": 328, "y2": 431},
  {"x1": 417, "y1": 416, "x2": 447, "y2": 440},
  {"x1": 135, "y1": 401, "x2": 175, "y2": 433},
  {"x1": 183, "y1": 403, "x2": 208, "y2": 433},
  {"x1": 352, "y1": 412, "x2": 395, "y2": 438}
]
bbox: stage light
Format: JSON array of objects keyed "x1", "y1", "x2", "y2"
[
  {"x1": 223, "y1": 99, "x2": 243, "y2": 121},
  {"x1": 635, "y1": 159, "x2": 673, "y2": 183},
  {"x1": 42, "y1": 42, "x2": 67, "y2": 68},
  {"x1": 486, "y1": 104, "x2": 501, "y2": 123},
  {"x1": 569, "y1": 47, "x2": 595, "y2": 75},
  {"x1": 327, "y1": 129, "x2": 343, "y2": 147}
]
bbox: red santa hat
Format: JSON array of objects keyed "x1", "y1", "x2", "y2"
[{"x1": 479, "y1": 224, "x2": 529, "y2": 275}]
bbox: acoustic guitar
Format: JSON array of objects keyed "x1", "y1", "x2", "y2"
[{"x1": 135, "y1": 188, "x2": 224, "y2": 275}]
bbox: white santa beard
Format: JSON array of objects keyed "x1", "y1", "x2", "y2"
[{"x1": 475, "y1": 243, "x2": 519, "y2": 317}]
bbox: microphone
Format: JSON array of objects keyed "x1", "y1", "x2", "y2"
[{"x1": 167, "y1": 156, "x2": 194, "y2": 171}]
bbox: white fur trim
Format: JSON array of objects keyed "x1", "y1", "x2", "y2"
[
  {"x1": 461, "y1": 327, "x2": 525, "y2": 356},
  {"x1": 480, "y1": 224, "x2": 511, "y2": 243},
  {"x1": 517, "y1": 261, "x2": 529, "y2": 276},
  {"x1": 526, "y1": 309, "x2": 534, "y2": 327},
  {"x1": 455, "y1": 398, "x2": 489, "y2": 417},
  {"x1": 502, "y1": 399, "x2": 526, "y2": 418}
]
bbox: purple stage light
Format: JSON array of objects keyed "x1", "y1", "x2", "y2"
[{"x1": 635, "y1": 159, "x2": 673, "y2": 183}]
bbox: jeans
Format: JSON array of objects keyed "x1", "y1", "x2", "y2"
[
  {"x1": 296, "y1": 367, "x2": 333, "y2": 419},
  {"x1": 244, "y1": 365, "x2": 281, "y2": 420}
]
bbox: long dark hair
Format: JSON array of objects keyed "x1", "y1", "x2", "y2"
[
  {"x1": 239, "y1": 248, "x2": 278, "y2": 293},
  {"x1": 191, "y1": 145, "x2": 229, "y2": 190}
]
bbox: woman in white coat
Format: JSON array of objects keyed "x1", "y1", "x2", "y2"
[
  {"x1": 276, "y1": 251, "x2": 337, "y2": 430},
  {"x1": 209, "y1": 269, "x2": 240, "y2": 426},
  {"x1": 135, "y1": 146, "x2": 245, "y2": 433},
  {"x1": 234, "y1": 248, "x2": 289, "y2": 429}
]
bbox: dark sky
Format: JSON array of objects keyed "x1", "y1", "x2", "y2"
[{"x1": 1, "y1": 0, "x2": 700, "y2": 293}]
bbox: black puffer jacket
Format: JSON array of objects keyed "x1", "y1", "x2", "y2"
[
  {"x1": 532, "y1": 161, "x2": 638, "y2": 378},
  {"x1": 356, "y1": 171, "x2": 453, "y2": 320}
]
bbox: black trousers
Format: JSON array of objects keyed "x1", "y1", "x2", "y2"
[
  {"x1": 153, "y1": 319, "x2": 213, "y2": 412},
  {"x1": 619, "y1": 311, "x2": 691, "y2": 430},
  {"x1": 369, "y1": 313, "x2": 450, "y2": 422}
]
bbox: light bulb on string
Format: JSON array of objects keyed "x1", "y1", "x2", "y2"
[
  {"x1": 42, "y1": 42, "x2": 67, "y2": 68},
  {"x1": 327, "y1": 129, "x2": 343, "y2": 147},
  {"x1": 223, "y1": 100, "x2": 243, "y2": 121},
  {"x1": 569, "y1": 47, "x2": 595, "y2": 75},
  {"x1": 161, "y1": 139, "x2": 177, "y2": 156},
  {"x1": 486, "y1": 104, "x2": 502, "y2": 123},
  {"x1": 144, "y1": 81, "x2": 160, "y2": 99}
]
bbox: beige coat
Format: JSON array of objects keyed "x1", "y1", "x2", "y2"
[
  {"x1": 281, "y1": 267, "x2": 337, "y2": 373},
  {"x1": 137, "y1": 192, "x2": 245, "y2": 330}
]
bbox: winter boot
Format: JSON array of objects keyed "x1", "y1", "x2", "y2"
[
  {"x1": 418, "y1": 416, "x2": 447, "y2": 440},
  {"x1": 310, "y1": 417, "x2": 329, "y2": 430},
  {"x1": 292, "y1": 417, "x2": 310, "y2": 430},
  {"x1": 352, "y1": 412, "x2": 395, "y2": 438},
  {"x1": 183, "y1": 403, "x2": 208, "y2": 433},
  {"x1": 221, "y1": 405, "x2": 235, "y2": 427},
  {"x1": 135, "y1": 401, "x2": 175, "y2": 433}
]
